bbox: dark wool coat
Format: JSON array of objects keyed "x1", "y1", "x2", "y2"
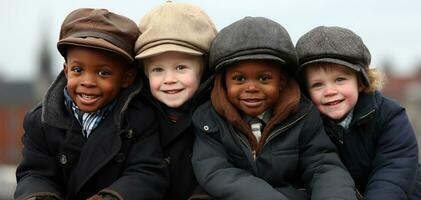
[
  {"x1": 191, "y1": 76, "x2": 356, "y2": 200},
  {"x1": 140, "y1": 73, "x2": 212, "y2": 200},
  {"x1": 15, "y1": 72, "x2": 168, "y2": 200},
  {"x1": 323, "y1": 91, "x2": 421, "y2": 200}
]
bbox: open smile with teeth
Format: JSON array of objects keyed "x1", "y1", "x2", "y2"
[
  {"x1": 163, "y1": 89, "x2": 184, "y2": 94},
  {"x1": 242, "y1": 98, "x2": 264, "y2": 107},
  {"x1": 80, "y1": 93, "x2": 97, "y2": 99},
  {"x1": 78, "y1": 93, "x2": 100, "y2": 104},
  {"x1": 324, "y1": 99, "x2": 343, "y2": 106}
]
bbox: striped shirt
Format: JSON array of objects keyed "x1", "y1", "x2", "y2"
[{"x1": 63, "y1": 88, "x2": 116, "y2": 138}]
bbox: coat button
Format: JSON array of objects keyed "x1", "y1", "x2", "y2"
[
  {"x1": 59, "y1": 154, "x2": 67, "y2": 165},
  {"x1": 164, "y1": 157, "x2": 171, "y2": 164},
  {"x1": 203, "y1": 125, "x2": 209, "y2": 131},
  {"x1": 126, "y1": 129, "x2": 133, "y2": 139},
  {"x1": 114, "y1": 153, "x2": 126, "y2": 163}
]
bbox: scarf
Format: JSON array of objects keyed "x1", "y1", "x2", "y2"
[{"x1": 63, "y1": 88, "x2": 116, "y2": 138}]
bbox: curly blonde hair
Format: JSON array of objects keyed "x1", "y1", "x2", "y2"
[{"x1": 360, "y1": 67, "x2": 384, "y2": 93}]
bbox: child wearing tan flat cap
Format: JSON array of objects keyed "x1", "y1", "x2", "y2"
[{"x1": 134, "y1": 1, "x2": 217, "y2": 199}]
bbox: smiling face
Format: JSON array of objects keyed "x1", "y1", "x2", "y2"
[
  {"x1": 143, "y1": 52, "x2": 203, "y2": 108},
  {"x1": 225, "y1": 60, "x2": 284, "y2": 117},
  {"x1": 305, "y1": 63, "x2": 361, "y2": 121},
  {"x1": 64, "y1": 46, "x2": 135, "y2": 112}
]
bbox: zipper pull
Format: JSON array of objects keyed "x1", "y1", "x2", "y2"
[{"x1": 252, "y1": 150, "x2": 257, "y2": 160}]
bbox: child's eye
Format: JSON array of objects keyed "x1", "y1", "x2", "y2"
[
  {"x1": 71, "y1": 67, "x2": 83, "y2": 73},
  {"x1": 309, "y1": 82, "x2": 323, "y2": 89},
  {"x1": 98, "y1": 70, "x2": 111, "y2": 77},
  {"x1": 176, "y1": 64, "x2": 187, "y2": 70},
  {"x1": 336, "y1": 77, "x2": 347, "y2": 83},
  {"x1": 232, "y1": 75, "x2": 245, "y2": 82},
  {"x1": 258, "y1": 75, "x2": 271, "y2": 81},
  {"x1": 150, "y1": 67, "x2": 163, "y2": 73}
]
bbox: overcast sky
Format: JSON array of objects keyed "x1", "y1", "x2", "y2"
[{"x1": 1, "y1": 0, "x2": 421, "y2": 82}]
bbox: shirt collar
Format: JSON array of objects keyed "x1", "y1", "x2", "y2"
[{"x1": 337, "y1": 108, "x2": 354, "y2": 129}]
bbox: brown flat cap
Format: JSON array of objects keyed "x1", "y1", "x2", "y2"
[{"x1": 57, "y1": 8, "x2": 139, "y2": 63}]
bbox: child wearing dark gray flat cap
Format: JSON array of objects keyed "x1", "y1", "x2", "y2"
[
  {"x1": 191, "y1": 17, "x2": 357, "y2": 200},
  {"x1": 14, "y1": 8, "x2": 168, "y2": 200},
  {"x1": 296, "y1": 25, "x2": 421, "y2": 200}
]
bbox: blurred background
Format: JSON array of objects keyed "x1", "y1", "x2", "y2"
[{"x1": 1, "y1": 0, "x2": 420, "y2": 199}]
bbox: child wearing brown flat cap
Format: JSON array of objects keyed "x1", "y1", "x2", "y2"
[
  {"x1": 134, "y1": 2, "x2": 217, "y2": 199},
  {"x1": 14, "y1": 8, "x2": 168, "y2": 200}
]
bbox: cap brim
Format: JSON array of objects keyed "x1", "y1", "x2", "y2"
[
  {"x1": 300, "y1": 57, "x2": 370, "y2": 86},
  {"x1": 214, "y1": 54, "x2": 285, "y2": 72},
  {"x1": 301, "y1": 58, "x2": 361, "y2": 72},
  {"x1": 135, "y1": 43, "x2": 203, "y2": 59},
  {"x1": 57, "y1": 37, "x2": 133, "y2": 62}
]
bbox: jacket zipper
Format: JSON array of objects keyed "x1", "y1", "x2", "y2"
[
  {"x1": 263, "y1": 112, "x2": 309, "y2": 146},
  {"x1": 232, "y1": 111, "x2": 309, "y2": 160},
  {"x1": 231, "y1": 126, "x2": 256, "y2": 160},
  {"x1": 358, "y1": 109, "x2": 375, "y2": 121}
]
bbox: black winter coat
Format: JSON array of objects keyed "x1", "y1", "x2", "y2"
[
  {"x1": 140, "y1": 74, "x2": 212, "y2": 200},
  {"x1": 15, "y1": 72, "x2": 168, "y2": 200},
  {"x1": 192, "y1": 96, "x2": 356, "y2": 200},
  {"x1": 324, "y1": 91, "x2": 421, "y2": 200}
]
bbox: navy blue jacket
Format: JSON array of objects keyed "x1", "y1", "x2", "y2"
[{"x1": 324, "y1": 91, "x2": 421, "y2": 200}]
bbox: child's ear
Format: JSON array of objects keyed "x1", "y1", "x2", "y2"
[
  {"x1": 358, "y1": 83, "x2": 364, "y2": 92},
  {"x1": 121, "y1": 67, "x2": 137, "y2": 88},
  {"x1": 278, "y1": 70, "x2": 288, "y2": 92},
  {"x1": 63, "y1": 63, "x2": 68, "y2": 78}
]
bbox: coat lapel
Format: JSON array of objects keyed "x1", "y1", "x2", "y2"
[
  {"x1": 72, "y1": 112, "x2": 121, "y2": 193},
  {"x1": 159, "y1": 112, "x2": 192, "y2": 147}
]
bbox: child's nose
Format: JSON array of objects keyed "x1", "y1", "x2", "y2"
[
  {"x1": 245, "y1": 81, "x2": 259, "y2": 92},
  {"x1": 323, "y1": 85, "x2": 338, "y2": 96},
  {"x1": 81, "y1": 73, "x2": 97, "y2": 87},
  {"x1": 163, "y1": 71, "x2": 177, "y2": 84}
]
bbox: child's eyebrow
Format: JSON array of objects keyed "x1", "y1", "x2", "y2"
[
  {"x1": 307, "y1": 77, "x2": 323, "y2": 83},
  {"x1": 97, "y1": 64, "x2": 112, "y2": 68},
  {"x1": 147, "y1": 62, "x2": 165, "y2": 68},
  {"x1": 68, "y1": 60, "x2": 83, "y2": 65}
]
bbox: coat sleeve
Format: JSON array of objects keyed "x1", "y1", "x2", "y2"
[
  {"x1": 298, "y1": 106, "x2": 356, "y2": 200},
  {"x1": 364, "y1": 97, "x2": 419, "y2": 200},
  {"x1": 14, "y1": 107, "x2": 63, "y2": 200},
  {"x1": 191, "y1": 125, "x2": 288, "y2": 200},
  {"x1": 101, "y1": 106, "x2": 169, "y2": 200}
]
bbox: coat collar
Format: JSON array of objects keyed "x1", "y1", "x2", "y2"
[{"x1": 351, "y1": 91, "x2": 377, "y2": 125}]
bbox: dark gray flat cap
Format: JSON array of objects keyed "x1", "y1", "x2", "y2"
[
  {"x1": 209, "y1": 16, "x2": 298, "y2": 75},
  {"x1": 296, "y1": 26, "x2": 371, "y2": 86}
]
